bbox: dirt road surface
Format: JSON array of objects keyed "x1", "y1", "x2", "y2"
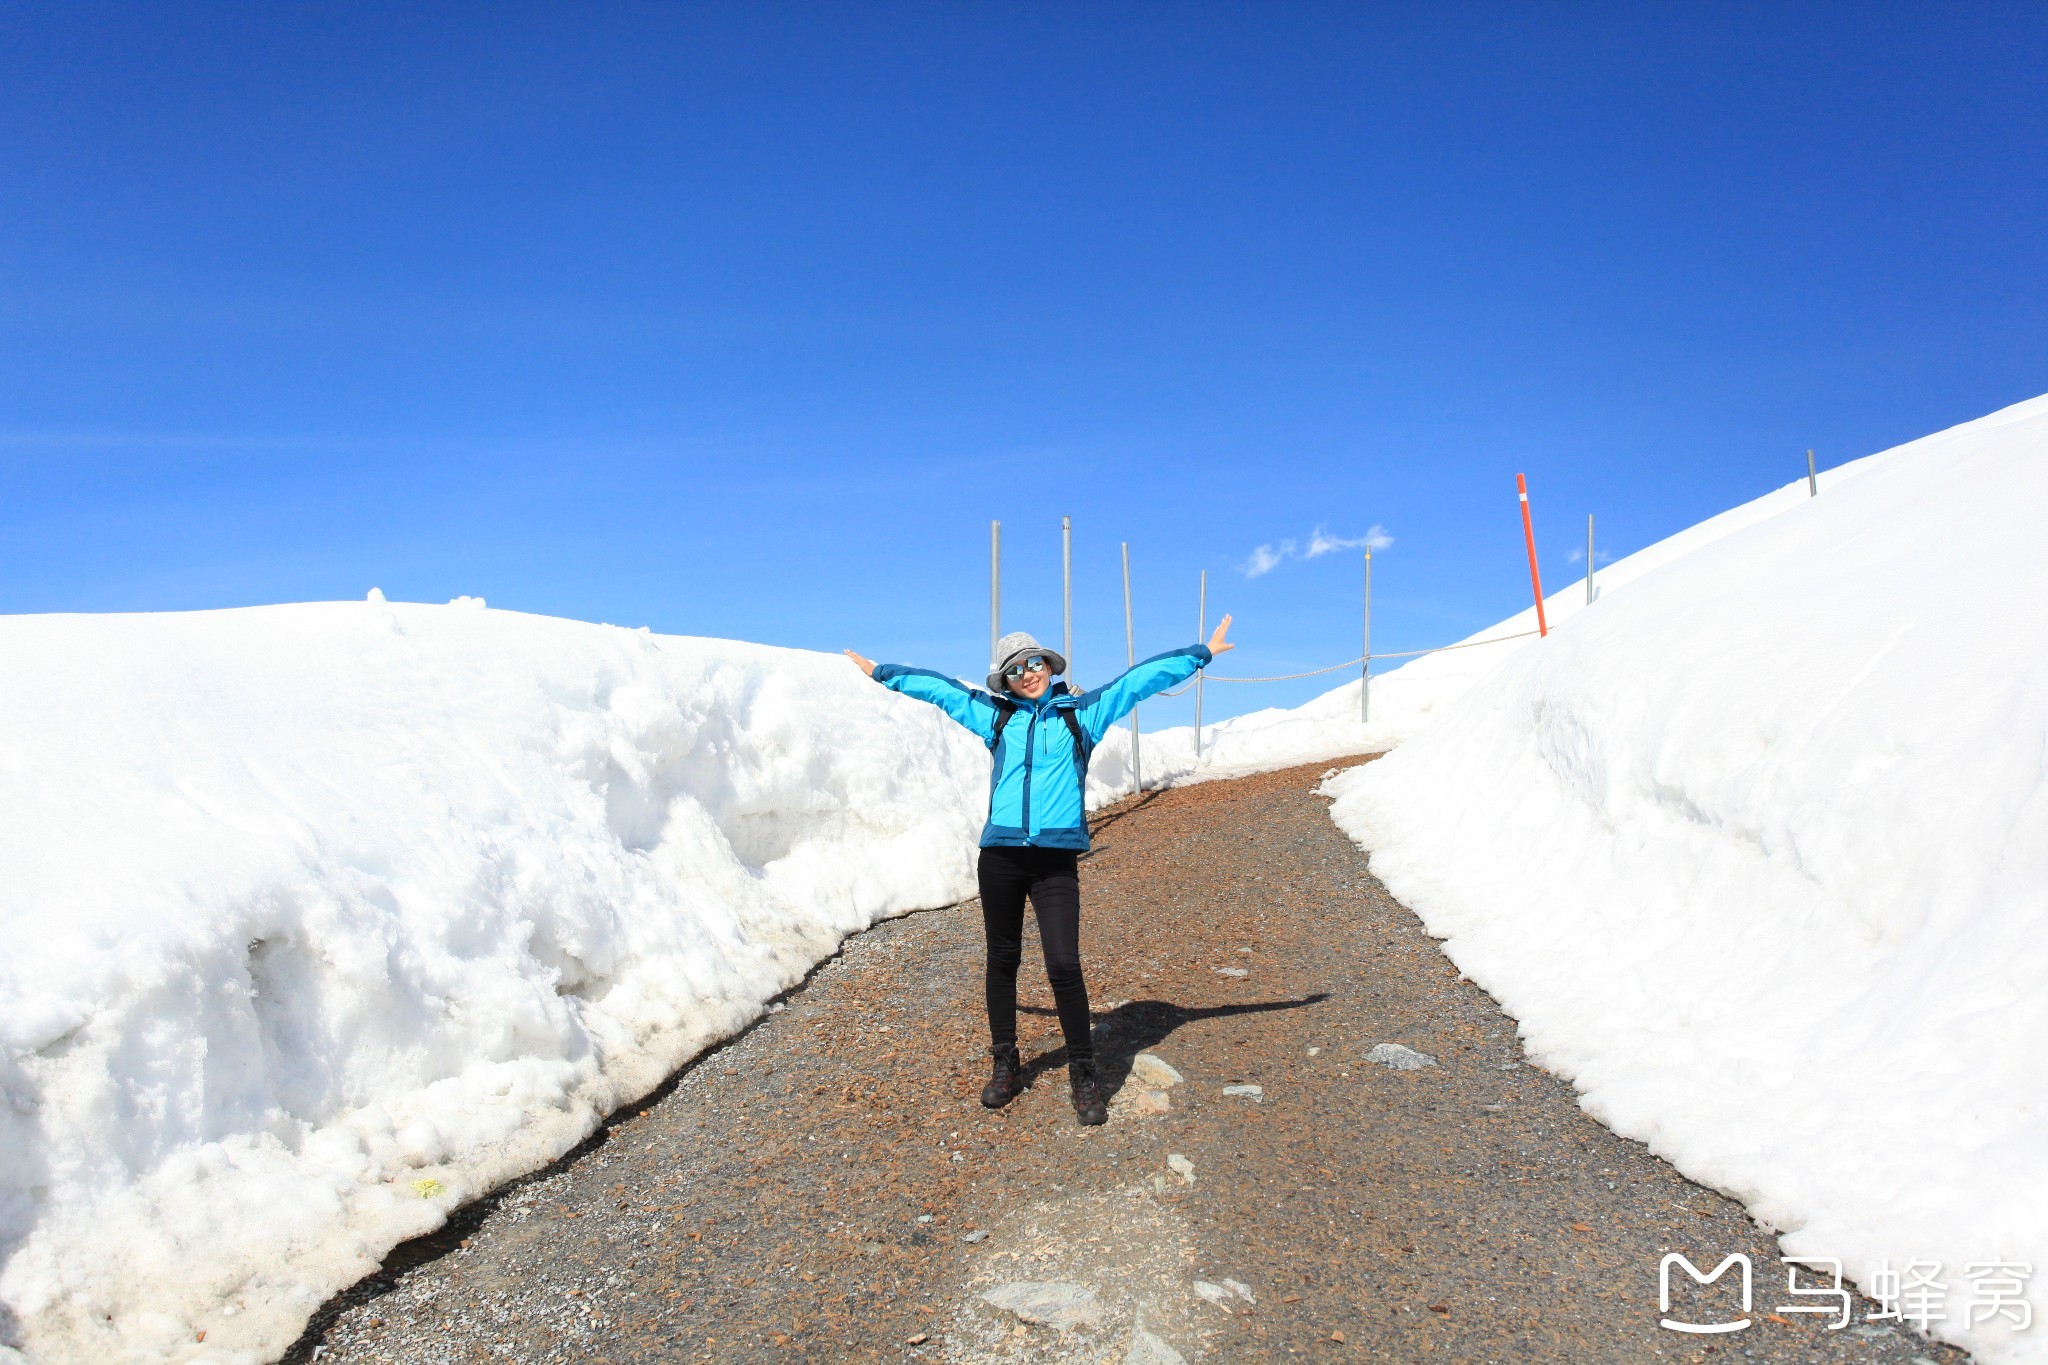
[{"x1": 286, "y1": 760, "x2": 1964, "y2": 1364}]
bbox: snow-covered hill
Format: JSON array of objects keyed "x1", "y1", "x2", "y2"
[
  {"x1": 1327, "y1": 393, "x2": 2048, "y2": 1362},
  {"x1": 0, "y1": 602, "x2": 988, "y2": 1363}
]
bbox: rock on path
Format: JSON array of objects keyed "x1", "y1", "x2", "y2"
[{"x1": 284, "y1": 761, "x2": 1967, "y2": 1364}]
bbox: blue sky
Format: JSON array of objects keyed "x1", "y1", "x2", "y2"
[{"x1": 3, "y1": 2, "x2": 2043, "y2": 723}]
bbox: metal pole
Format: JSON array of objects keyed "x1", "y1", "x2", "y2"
[
  {"x1": 1807, "y1": 449, "x2": 1818, "y2": 497},
  {"x1": 1517, "y1": 473, "x2": 1548, "y2": 637},
  {"x1": 1361, "y1": 546, "x2": 1372, "y2": 723},
  {"x1": 1587, "y1": 514, "x2": 1596, "y2": 606},
  {"x1": 990, "y1": 520, "x2": 1001, "y2": 665},
  {"x1": 1061, "y1": 515, "x2": 1073, "y2": 684},
  {"x1": 1121, "y1": 541, "x2": 1140, "y2": 794},
  {"x1": 1195, "y1": 570, "x2": 1207, "y2": 759}
]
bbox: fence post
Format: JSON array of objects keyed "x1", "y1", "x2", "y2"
[
  {"x1": 1122, "y1": 541, "x2": 1141, "y2": 794},
  {"x1": 1517, "y1": 474, "x2": 1548, "y2": 637},
  {"x1": 1807, "y1": 449, "x2": 1818, "y2": 497},
  {"x1": 1061, "y1": 515, "x2": 1073, "y2": 684},
  {"x1": 1361, "y1": 545, "x2": 1372, "y2": 722},
  {"x1": 1195, "y1": 569, "x2": 1207, "y2": 759},
  {"x1": 1586, "y1": 513, "x2": 1595, "y2": 606},
  {"x1": 990, "y1": 520, "x2": 1002, "y2": 665}
]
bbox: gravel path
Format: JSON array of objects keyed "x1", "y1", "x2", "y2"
[{"x1": 285, "y1": 759, "x2": 1966, "y2": 1364}]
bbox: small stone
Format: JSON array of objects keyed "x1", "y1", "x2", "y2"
[
  {"x1": 1307, "y1": 1047, "x2": 1320, "y2": 1057},
  {"x1": 1496, "y1": 1061, "x2": 1521, "y2": 1070},
  {"x1": 1193, "y1": 1281, "x2": 1232, "y2": 1309},
  {"x1": 1126, "y1": 1323, "x2": 1188, "y2": 1365},
  {"x1": 1214, "y1": 967, "x2": 1248, "y2": 978},
  {"x1": 1166, "y1": 1154, "x2": 1196, "y2": 1185},
  {"x1": 1367, "y1": 1043, "x2": 1437, "y2": 1071},
  {"x1": 1131, "y1": 1054, "x2": 1184, "y2": 1088},
  {"x1": 1221, "y1": 1084, "x2": 1263, "y2": 1102},
  {"x1": 1222, "y1": 1278, "x2": 1255, "y2": 1303},
  {"x1": 916, "y1": 1214, "x2": 933, "y2": 1223},
  {"x1": 1129, "y1": 1089, "x2": 1172, "y2": 1116},
  {"x1": 980, "y1": 1281, "x2": 1101, "y2": 1330},
  {"x1": 960, "y1": 1229, "x2": 989, "y2": 1243},
  {"x1": 951, "y1": 1152, "x2": 965, "y2": 1162},
  {"x1": 768, "y1": 1001, "x2": 785, "y2": 1013}
]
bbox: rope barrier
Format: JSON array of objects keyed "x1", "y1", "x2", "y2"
[
  {"x1": 1081, "y1": 629, "x2": 1546, "y2": 698},
  {"x1": 1201, "y1": 655, "x2": 1366, "y2": 684},
  {"x1": 1196, "y1": 628, "x2": 1544, "y2": 684}
]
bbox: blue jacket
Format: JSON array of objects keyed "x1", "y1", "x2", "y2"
[{"x1": 872, "y1": 644, "x2": 1212, "y2": 851}]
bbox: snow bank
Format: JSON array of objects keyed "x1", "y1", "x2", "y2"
[
  {"x1": 0, "y1": 600, "x2": 987, "y2": 1364},
  {"x1": 1325, "y1": 393, "x2": 2048, "y2": 1362}
]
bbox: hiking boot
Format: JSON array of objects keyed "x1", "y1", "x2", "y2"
[
  {"x1": 980, "y1": 1045, "x2": 1025, "y2": 1109},
  {"x1": 1068, "y1": 1057, "x2": 1108, "y2": 1126}
]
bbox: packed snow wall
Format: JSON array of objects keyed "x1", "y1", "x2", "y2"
[
  {"x1": 1326, "y1": 393, "x2": 2048, "y2": 1363},
  {"x1": 0, "y1": 601, "x2": 988, "y2": 1364}
]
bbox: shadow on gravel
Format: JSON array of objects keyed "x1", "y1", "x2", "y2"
[
  {"x1": 1019, "y1": 993, "x2": 1329, "y2": 1093},
  {"x1": 1080, "y1": 789, "x2": 1165, "y2": 847}
]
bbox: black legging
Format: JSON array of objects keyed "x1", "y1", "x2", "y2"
[{"x1": 978, "y1": 846, "x2": 1093, "y2": 1062}]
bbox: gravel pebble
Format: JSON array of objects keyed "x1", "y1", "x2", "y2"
[
  {"x1": 1368, "y1": 1041, "x2": 1438, "y2": 1070},
  {"x1": 979, "y1": 1281, "x2": 1101, "y2": 1329}
]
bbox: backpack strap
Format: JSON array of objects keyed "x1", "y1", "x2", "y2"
[
  {"x1": 987, "y1": 696, "x2": 1019, "y2": 752},
  {"x1": 1059, "y1": 705, "x2": 1090, "y2": 761}
]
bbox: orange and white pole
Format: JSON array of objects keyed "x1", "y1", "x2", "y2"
[{"x1": 1517, "y1": 474, "x2": 1548, "y2": 637}]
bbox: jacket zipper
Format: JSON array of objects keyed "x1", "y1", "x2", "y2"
[{"x1": 1019, "y1": 712, "x2": 1038, "y2": 840}]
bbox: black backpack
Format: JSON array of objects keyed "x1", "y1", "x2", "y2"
[{"x1": 988, "y1": 695, "x2": 1090, "y2": 762}]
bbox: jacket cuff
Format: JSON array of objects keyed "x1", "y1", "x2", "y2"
[
  {"x1": 871, "y1": 663, "x2": 906, "y2": 684},
  {"x1": 1191, "y1": 644, "x2": 1214, "y2": 666}
]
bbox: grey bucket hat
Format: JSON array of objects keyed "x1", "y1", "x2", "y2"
[{"x1": 987, "y1": 631, "x2": 1068, "y2": 693}]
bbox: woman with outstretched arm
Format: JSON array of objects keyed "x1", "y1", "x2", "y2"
[{"x1": 844, "y1": 615, "x2": 1234, "y2": 1126}]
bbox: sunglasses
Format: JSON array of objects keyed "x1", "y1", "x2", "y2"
[{"x1": 1003, "y1": 656, "x2": 1050, "y2": 679}]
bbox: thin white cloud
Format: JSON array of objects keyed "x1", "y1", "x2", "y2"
[
  {"x1": 1243, "y1": 539, "x2": 1296, "y2": 578},
  {"x1": 1244, "y1": 525, "x2": 1391, "y2": 576},
  {"x1": 1304, "y1": 523, "x2": 1393, "y2": 558}
]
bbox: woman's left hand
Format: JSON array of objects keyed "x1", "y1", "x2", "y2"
[{"x1": 1207, "y1": 614, "x2": 1234, "y2": 656}]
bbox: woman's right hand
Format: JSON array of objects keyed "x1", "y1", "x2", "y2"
[{"x1": 843, "y1": 649, "x2": 877, "y2": 677}]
